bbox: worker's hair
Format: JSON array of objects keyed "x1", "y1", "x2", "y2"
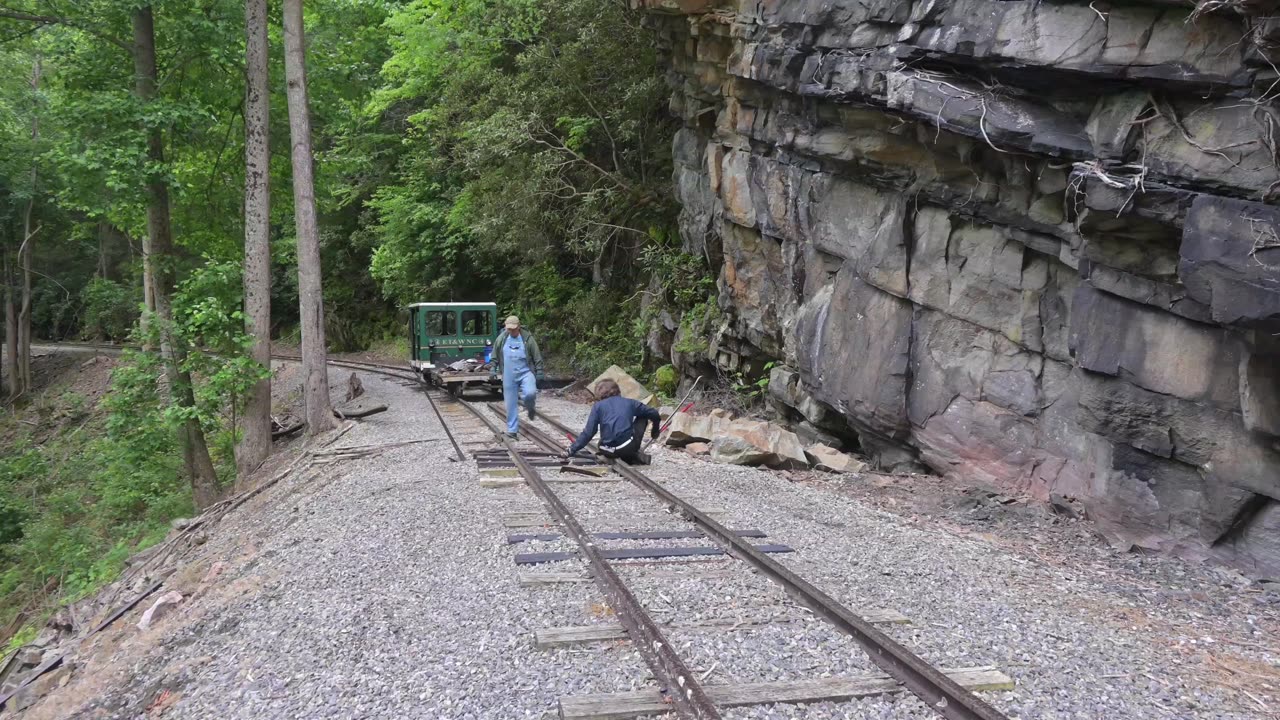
[{"x1": 595, "y1": 379, "x2": 621, "y2": 399}]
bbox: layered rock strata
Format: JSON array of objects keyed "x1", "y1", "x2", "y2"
[{"x1": 637, "y1": 0, "x2": 1280, "y2": 575}]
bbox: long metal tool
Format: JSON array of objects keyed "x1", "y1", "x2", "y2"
[
  {"x1": 466, "y1": 402, "x2": 722, "y2": 719},
  {"x1": 531, "y1": 410, "x2": 1010, "y2": 720},
  {"x1": 642, "y1": 376, "x2": 702, "y2": 453}
]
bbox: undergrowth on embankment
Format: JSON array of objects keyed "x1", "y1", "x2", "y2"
[{"x1": 0, "y1": 355, "x2": 211, "y2": 651}]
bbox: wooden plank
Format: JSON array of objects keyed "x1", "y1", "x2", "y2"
[
  {"x1": 507, "y1": 529, "x2": 767, "y2": 544},
  {"x1": 518, "y1": 571, "x2": 592, "y2": 586},
  {"x1": 557, "y1": 666, "x2": 1014, "y2": 719},
  {"x1": 503, "y1": 514, "x2": 558, "y2": 529},
  {"x1": 501, "y1": 511, "x2": 728, "y2": 529},
  {"x1": 557, "y1": 465, "x2": 610, "y2": 477},
  {"x1": 515, "y1": 544, "x2": 793, "y2": 565},
  {"x1": 480, "y1": 477, "x2": 525, "y2": 489},
  {"x1": 535, "y1": 611, "x2": 911, "y2": 648},
  {"x1": 545, "y1": 475, "x2": 617, "y2": 485}
]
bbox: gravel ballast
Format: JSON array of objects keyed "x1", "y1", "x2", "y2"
[
  {"x1": 23, "y1": 380, "x2": 1276, "y2": 719},
  {"x1": 533, "y1": 395, "x2": 1277, "y2": 720}
]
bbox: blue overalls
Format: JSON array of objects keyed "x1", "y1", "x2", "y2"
[{"x1": 502, "y1": 335, "x2": 537, "y2": 434}]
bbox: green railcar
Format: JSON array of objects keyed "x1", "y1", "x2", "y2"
[{"x1": 408, "y1": 302, "x2": 498, "y2": 384}]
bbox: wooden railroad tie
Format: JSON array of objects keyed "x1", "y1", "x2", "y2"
[
  {"x1": 515, "y1": 544, "x2": 794, "y2": 565},
  {"x1": 534, "y1": 612, "x2": 911, "y2": 648},
  {"x1": 500, "y1": 509, "x2": 728, "y2": 529},
  {"x1": 557, "y1": 667, "x2": 1015, "y2": 720},
  {"x1": 506, "y1": 529, "x2": 767, "y2": 544}
]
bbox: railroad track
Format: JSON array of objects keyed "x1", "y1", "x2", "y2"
[
  {"x1": 411, "y1": 375, "x2": 1014, "y2": 720},
  {"x1": 34, "y1": 342, "x2": 1015, "y2": 718}
]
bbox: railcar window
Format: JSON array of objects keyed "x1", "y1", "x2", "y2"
[
  {"x1": 425, "y1": 311, "x2": 456, "y2": 336},
  {"x1": 462, "y1": 310, "x2": 492, "y2": 336}
]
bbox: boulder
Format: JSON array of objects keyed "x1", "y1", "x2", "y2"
[
  {"x1": 15, "y1": 646, "x2": 43, "y2": 668},
  {"x1": 760, "y1": 425, "x2": 809, "y2": 470},
  {"x1": 30, "y1": 628, "x2": 58, "y2": 649},
  {"x1": 794, "y1": 421, "x2": 844, "y2": 450},
  {"x1": 711, "y1": 435, "x2": 773, "y2": 465},
  {"x1": 590, "y1": 365, "x2": 655, "y2": 406},
  {"x1": 805, "y1": 444, "x2": 866, "y2": 474},
  {"x1": 9, "y1": 664, "x2": 73, "y2": 712},
  {"x1": 665, "y1": 412, "x2": 730, "y2": 446},
  {"x1": 685, "y1": 442, "x2": 711, "y2": 456},
  {"x1": 698, "y1": 419, "x2": 812, "y2": 468},
  {"x1": 137, "y1": 591, "x2": 184, "y2": 631}
]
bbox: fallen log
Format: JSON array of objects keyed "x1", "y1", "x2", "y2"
[
  {"x1": 272, "y1": 422, "x2": 305, "y2": 439},
  {"x1": 334, "y1": 404, "x2": 387, "y2": 419}
]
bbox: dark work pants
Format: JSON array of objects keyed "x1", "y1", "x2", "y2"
[{"x1": 600, "y1": 418, "x2": 649, "y2": 464}]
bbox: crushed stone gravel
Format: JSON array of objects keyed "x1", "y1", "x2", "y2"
[{"x1": 23, "y1": 382, "x2": 1275, "y2": 720}]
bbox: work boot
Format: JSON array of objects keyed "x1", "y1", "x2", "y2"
[
  {"x1": 635, "y1": 451, "x2": 652, "y2": 466},
  {"x1": 505, "y1": 431, "x2": 518, "y2": 439},
  {"x1": 527, "y1": 406, "x2": 537, "y2": 421}
]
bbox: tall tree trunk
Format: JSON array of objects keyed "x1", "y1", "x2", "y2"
[
  {"x1": 16, "y1": 55, "x2": 40, "y2": 396},
  {"x1": 133, "y1": 6, "x2": 221, "y2": 509},
  {"x1": 282, "y1": 0, "x2": 338, "y2": 436},
  {"x1": 3, "y1": 251, "x2": 16, "y2": 400},
  {"x1": 237, "y1": 0, "x2": 273, "y2": 480},
  {"x1": 17, "y1": 207, "x2": 32, "y2": 396},
  {"x1": 96, "y1": 221, "x2": 109, "y2": 280}
]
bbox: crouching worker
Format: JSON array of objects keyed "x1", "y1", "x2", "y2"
[{"x1": 562, "y1": 379, "x2": 661, "y2": 465}]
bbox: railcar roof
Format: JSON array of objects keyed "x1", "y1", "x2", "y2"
[{"x1": 407, "y1": 302, "x2": 498, "y2": 308}]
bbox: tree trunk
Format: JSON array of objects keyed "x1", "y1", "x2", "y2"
[
  {"x1": 16, "y1": 55, "x2": 40, "y2": 396},
  {"x1": 133, "y1": 6, "x2": 221, "y2": 510},
  {"x1": 282, "y1": 0, "x2": 338, "y2": 436},
  {"x1": 17, "y1": 206, "x2": 32, "y2": 396},
  {"x1": 3, "y1": 251, "x2": 16, "y2": 400},
  {"x1": 237, "y1": 0, "x2": 273, "y2": 481}
]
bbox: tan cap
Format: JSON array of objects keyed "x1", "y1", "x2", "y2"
[{"x1": 504, "y1": 315, "x2": 521, "y2": 329}]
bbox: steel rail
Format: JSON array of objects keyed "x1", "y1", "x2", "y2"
[
  {"x1": 418, "y1": 386, "x2": 468, "y2": 462},
  {"x1": 35, "y1": 342, "x2": 422, "y2": 381},
  {"x1": 460, "y1": 399, "x2": 722, "y2": 719},
  {"x1": 531, "y1": 409, "x2": 1011, "y2": 720}
]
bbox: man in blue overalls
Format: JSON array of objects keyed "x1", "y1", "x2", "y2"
[{"x1": 492, "y1": 315, "x2": 544, "y2": 438}]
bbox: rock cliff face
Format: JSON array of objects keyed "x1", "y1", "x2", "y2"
[{"x1": 637, "y1": 0, "x2": 1280, "y2": 575}]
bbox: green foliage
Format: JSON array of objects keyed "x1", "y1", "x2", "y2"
[
  {"x1": 673, "y1": 300, "x2": 721, "y2": 357},
  {"x1": 653, "y1": 364, "x2": 677, "y2": 396},
  {"x1": 0, "y1": 355, "x2": 193, "y2": 627},
  {"x1": 346, "y1": 0, "x2": 678, "y2": 347},
  {"x1": 502, "y1": 262, "x2": 643, "y2": 377},
  {"x1": 640, "y1": 245, "x2": 716, "y2": 316},
  {"x1": 4, "y1": 626, "x2": 36, "y2": 655},
  {"x1": 730, "y1": 360, "x2": 775, "y2": 404},
  {"x1": 80, "y1": 278, "x2": 138, "y2": 341}
]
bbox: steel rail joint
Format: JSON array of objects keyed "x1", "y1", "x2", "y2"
[{"x1": 530, "y1": 411, "x2": 1010, "y2": 720}]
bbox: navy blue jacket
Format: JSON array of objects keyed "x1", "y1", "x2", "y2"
[{"x1": 568, "y1": 396, "x2": 660, "y2": 455}]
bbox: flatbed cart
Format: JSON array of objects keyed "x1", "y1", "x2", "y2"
[{"x1": 426, "y1": 367, "x2": 502, "y2": 397}]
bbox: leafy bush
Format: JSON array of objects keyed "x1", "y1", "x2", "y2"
[
  {"x1": 653, "y1": 364, "x2": 677, "y2": 396},
  {"x1": 80, "y1": 278, "x2": 138, "y2": 341}
]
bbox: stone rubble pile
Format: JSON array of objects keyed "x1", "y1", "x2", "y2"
[{"x1": 665, "y1": 409, "x2": 865, "y2": 473}]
